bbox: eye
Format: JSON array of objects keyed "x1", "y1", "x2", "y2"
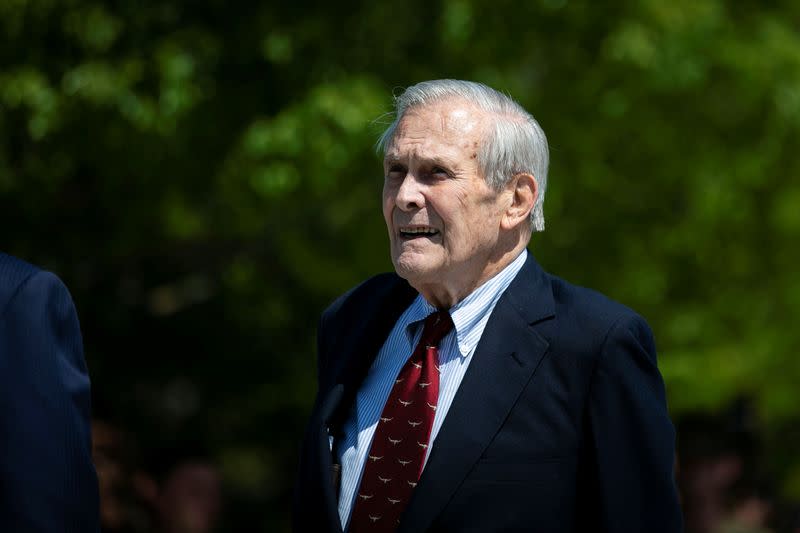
[
  {"x1": 430, "y1": 166, "x2": 450, "y2": 178},
  {"x1": 386, "y1": 163, "x2": 406, "y2": 179}
]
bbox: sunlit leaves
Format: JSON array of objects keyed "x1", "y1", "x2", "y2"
[
  {"x1": 224, "y1": 77, "x2": 385, "y2": 198},
  {"x1": 63, "y1": 4, "x2": 123, "y2": 52},
  {"x1": 261, "y1": 32, "x2": 293, "y2": 64},
  {"x1": 0, "y1": 68, "x2": 59, "y2": 138}
]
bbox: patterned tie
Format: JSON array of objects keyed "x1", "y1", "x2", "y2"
[{"x1": 349, "y1": 310, "x2": 454, "y2": 532}]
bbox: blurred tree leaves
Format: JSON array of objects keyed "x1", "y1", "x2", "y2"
[{"x1": 2, "y1": 0, "x2": 800, "y2": 528}]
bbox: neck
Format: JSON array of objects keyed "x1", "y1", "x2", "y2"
[{"x1": 414, "y1": 238, "x2": 528, "y2": 309}]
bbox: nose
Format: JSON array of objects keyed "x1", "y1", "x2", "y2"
[{"x1": 394, "y1": 173, "x2": 425, "y2": 212}]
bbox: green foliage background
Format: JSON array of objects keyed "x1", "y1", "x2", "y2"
[{"x1": 2, "y1": 0, "x2": 799, "y2": 529}]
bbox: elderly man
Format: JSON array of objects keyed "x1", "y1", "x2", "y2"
[{"x1": 293, "y1": 80, "x2": 682, "y2": 532}]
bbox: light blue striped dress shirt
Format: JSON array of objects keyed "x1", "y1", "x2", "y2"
[{"x1": 335, "y1": 250, "x2": 528, "y2": 529}]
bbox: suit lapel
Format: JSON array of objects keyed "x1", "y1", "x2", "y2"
[{"x1": 398, "y1": 254, "x2": 555, "y2": 533}]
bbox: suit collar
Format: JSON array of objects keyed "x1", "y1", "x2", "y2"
[{"x1": 497, "y1": 250, "x2": 555, "y2": 326}]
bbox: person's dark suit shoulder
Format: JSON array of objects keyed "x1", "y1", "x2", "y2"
[
  {"x1": 316, "y1": 273, "x2": 408, "y2": 379},
  {"x1": 0, "y1": 252, "x2": 43, "y2": 308},
  {"x1": 0, "y1": 252, "x2": 100, "y2": 532},
  {"x1": 546, "y1": 272, "x2": 656, "y2": 357},
  {"x1": 322, "y1": 273, "x2": 405, "y2": 323}
]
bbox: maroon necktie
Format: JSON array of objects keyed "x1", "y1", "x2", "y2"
[{"x1": 349, "y1": 310, "x2": 454, "y2": 532}]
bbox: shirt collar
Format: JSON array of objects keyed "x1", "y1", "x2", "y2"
[{"x1": 403, "y1": 249, "x2": 528, "y2": 357}]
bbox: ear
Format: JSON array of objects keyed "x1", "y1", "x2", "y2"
[{"x1": 500, "y1": 173, "x2": 537, "y2": 231}]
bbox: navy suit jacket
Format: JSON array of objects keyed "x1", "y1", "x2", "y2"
[
  {"x1": 294, "y1": 253, "x2": 683, "y2": 532},
  {"x1": 0, "y1": 253, "x2": 100, "y2": 532}
]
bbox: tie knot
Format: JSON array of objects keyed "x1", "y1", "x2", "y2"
[{"x1": 419, "y1": 311, "x2": 454, "y2": 348}]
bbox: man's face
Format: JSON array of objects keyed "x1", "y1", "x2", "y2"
[{"x1": 382, "y1": 99, "x2": 507, "y2": 304}]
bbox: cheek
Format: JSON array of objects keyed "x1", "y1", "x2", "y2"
[
  {"x1": 457, "y1": 207, "x2": 498, "y2": 251},
  {"x1": 382, "y1": 194, "x2": 394, "y2": 221}
]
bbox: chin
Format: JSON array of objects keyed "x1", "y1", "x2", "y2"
[{"x1": 392, "y1": 254, "x2": 436, "y2": 284}]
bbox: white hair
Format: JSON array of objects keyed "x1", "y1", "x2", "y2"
[{"x1": 377, "y1": 79, "x2": 549, "y2": 232}]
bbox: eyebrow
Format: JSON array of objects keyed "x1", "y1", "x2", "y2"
[{"x1": 383, "y1": 153, "x2": 457, "y2": 169}]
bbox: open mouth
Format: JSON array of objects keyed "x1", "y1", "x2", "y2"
[{"x1": 399, "y1": 226, "x2": 439, "y2": 239}]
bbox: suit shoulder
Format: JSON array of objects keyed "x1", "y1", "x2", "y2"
[
  {"x1": 546, "y1": 272, "x2": 648, "y2": 343},
  {"x1": 0, "y1": 253, "x2": 44, "y2": 312},
  {"x1": 322, "y1": 273, "x2": 405, "y2": 318},
  {"x1": 0, "y1": 254, "x2": 75, "y2": 318},
  {"x1": 0, "y1": 252, "x2": 41, "y2": 285}
]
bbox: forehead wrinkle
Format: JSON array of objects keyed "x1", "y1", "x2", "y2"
[
  {"x1": 384, "y1": 144, "x2": 463, "y2": 170},
  {"x1": 385, "y1": 99, "x2": 490, "y2": 171}
]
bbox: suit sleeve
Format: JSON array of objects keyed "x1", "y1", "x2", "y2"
[
  {"x1": 0, "y1": 271, "x2": 100, "y2": 532},
  {"x1": 586, "y1": 314, "x2": 683, "y2": 533}
]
